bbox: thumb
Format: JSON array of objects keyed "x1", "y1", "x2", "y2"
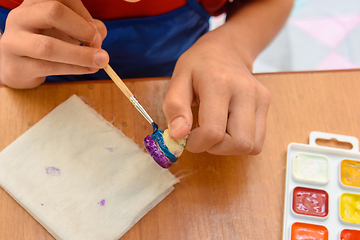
[{"x1": 163, "y1": 76, "x2": 193, "y2": 139}]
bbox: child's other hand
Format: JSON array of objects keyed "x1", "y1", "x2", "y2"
[
  {"x1": 0, "y1": 0, "x2": 109, "y2": 88},
  {"x1": 163, "y1": 28, "x2": 270, "y2": 156}
]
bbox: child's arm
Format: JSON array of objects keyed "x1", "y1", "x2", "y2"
[
  {"x1": 163, "y1": 0, "x2": 294, "y2": 155},
  {"x1": 0, "y1": 0, "x2": 109, "y2": 88}
]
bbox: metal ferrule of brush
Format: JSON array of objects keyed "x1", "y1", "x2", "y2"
[{"x1": 129, "y1": 96, "x2": 154, "y2": 125}]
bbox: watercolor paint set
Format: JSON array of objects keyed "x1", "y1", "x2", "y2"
[{"x1": 282, "y1": 132, "x2": 360, "y2": 240}]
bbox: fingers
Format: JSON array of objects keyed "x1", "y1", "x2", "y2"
[
  {"x1": 25, "y1": 0, "x2": 94, "y2": 23},
  {"x1": 185, "y1": 78, "x2": 231, "y2": 153},
  {"x1": 250, "y1": 81, "x2": 271, "y2": 154},
  {"x1": 40, "y1": 28, "x2": 82, "y2": 45},
  {"x1": 206, "y1": 80, "x2": 270, "y2": 155},
  {"x1": 90, "y1": 20, "x2": 107, "y2": 48},
  {"x1": 206, "y1": 81, "x2": 256, "y2": 155},
  {"x1": 0, "y1": 0, "x2": 108, "y2": 88},
  {"x1": 13, "y1": 2, "x2": 97, "y2": 46},
  {"x1": 92, "y1": 19, "x2": 107, "y2": 41},
  {"x1": 162, "y1": 72, "x2": 194, "y2": 140},
  {"x1": 58, "y1": 0, "x2": 94, "y2": 22},
  {"x1": 4, "y1": 55, "x2": 98, "y2": 82},
  {"x1": 2, "y1": 32, "x2": 109, "y2": 69}
]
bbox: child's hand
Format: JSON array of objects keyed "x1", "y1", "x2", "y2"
[
  {"x1": 163, "y1": 28, "x2": 270, "y2": 156},
  {"x1": 0, "y1": 0, "x2": 109, "y2": 88}
]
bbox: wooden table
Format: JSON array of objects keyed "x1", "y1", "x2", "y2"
[{"x1": 1, "y1": 69, "x2": 360, "y2": 239}]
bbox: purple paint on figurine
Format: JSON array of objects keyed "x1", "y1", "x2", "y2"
[
  {"x1": 45, "y1": 166, "x2": 61, "y2": 176},
  {"x1": 143, "y1": 135, "x2": 172, "y2": 168}
]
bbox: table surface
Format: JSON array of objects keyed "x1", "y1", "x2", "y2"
[{"x1": 1, "y1": 69, "x2": 360, "y2": 240}]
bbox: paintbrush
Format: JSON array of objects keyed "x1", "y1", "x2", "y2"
[
  {"x1": 104, "y1": 64, "x2": 188, "y2": 169},
  {"x1": 103, "y1": 64, "x2": 158, "y2": 131}
]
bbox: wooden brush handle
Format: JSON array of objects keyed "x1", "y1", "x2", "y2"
[
  {"x1": 103, "y1": 64, "x2": 133, "y2": 99},
  {"x1": 103, "y1": 64, "x2": 155, "y2": 125}
]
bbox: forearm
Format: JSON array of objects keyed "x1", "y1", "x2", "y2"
[
  {"x1": 0, "y1": 33, "x2": 3, "y2": 85},
  {"x1": 215, "y1": 0, "x2": 294, "y2": 70}
]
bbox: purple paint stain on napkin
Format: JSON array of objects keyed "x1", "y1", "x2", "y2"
[
  {"x1": 105, "y1": 147, "x2": 114, "y2": 152},
  {"x1": 45, "y1": 166, "x2": 61, "y2": 176},
  {"x1": 98, "y1": 199, "x2": 105, "y2": 206}
]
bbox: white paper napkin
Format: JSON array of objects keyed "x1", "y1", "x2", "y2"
[{"x1": 0, "y1": 95, "x2": 179, "y2": 240}]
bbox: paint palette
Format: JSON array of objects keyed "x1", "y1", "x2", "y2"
[{"x1": 283, "y1": 132, "x2": 360, "y2": 240}]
